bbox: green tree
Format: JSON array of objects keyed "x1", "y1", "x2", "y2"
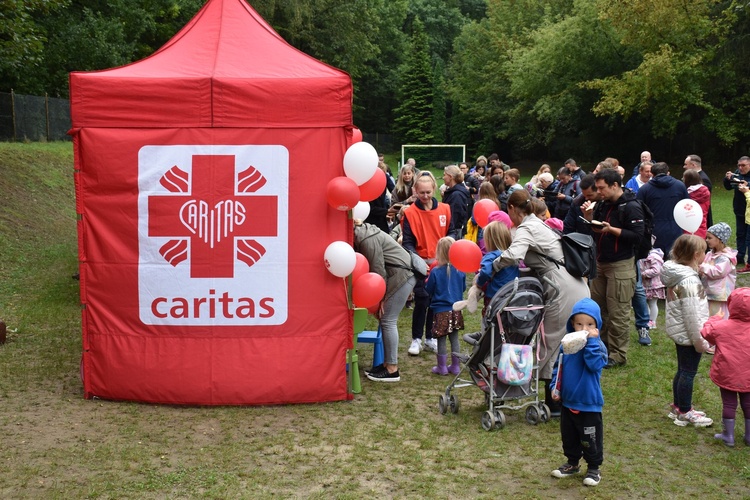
[
  {"x1": 405, "y1": 0, "x2": 467, "y2": 65},
  {"x1": 349, "y1": 0, "x2": 409, "y2": 136},
  {"x1": 503, "y1": 0, "x2": 637, "y2": 152},
  {"x1": 4, "y1": 0, "x2": 204, "y2": 96},
  {"x1": 393, "y1": 18, "x2": 434, "y2": 144},
  {"x1": 586, "y1": 0, "x2": 748, "y2": 145},
  {"x1": 0, "y1": 0, "x2": 69, "y2": 94},
  {"x1": 431, "y1": 59, "x2": 447, "y2": 143}
]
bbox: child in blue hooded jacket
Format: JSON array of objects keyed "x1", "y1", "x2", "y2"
[{"x1": 549, "y1": 298, "x2": 608, "y2": 487}]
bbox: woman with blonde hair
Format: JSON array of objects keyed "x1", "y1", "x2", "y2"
[
  {"x1": 402, "y1": 171, "x2": 451, "y2": 356},
  {"x1": 391, "y1": 164, "x2": 417, "y2": 205}
]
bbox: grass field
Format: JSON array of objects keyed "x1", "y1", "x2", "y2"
[{"x1": 1, "y1": 142, "x2": 749, "y2": 498}]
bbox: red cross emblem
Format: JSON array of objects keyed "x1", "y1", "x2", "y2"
[{"x1": 148, "y1": 155, "x2": 277, "y2": 278}]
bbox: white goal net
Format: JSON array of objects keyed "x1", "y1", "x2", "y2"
[{"x1": 401, "y1": 144, "x2": 466, "y2": 171}]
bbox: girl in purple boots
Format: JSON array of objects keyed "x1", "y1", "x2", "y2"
[
  {"x1": 701, "y1": 287, "x2": 750, "y2": 447},
  {"x1": 425, "y1": 237, "x2": 466, "y2": 375}
]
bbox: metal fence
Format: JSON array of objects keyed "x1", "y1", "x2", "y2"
[{"x1": 0, "y1": 91, "x2": 71, "y2": 142}]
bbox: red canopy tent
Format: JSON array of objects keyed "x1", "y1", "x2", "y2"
[{"x1": 69, "y1": 0, "x2": 355, "y2": 404}]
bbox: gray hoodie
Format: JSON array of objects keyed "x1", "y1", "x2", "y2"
[{"x1": 353, "y1": 222, "x2": 413, "y2": 302}]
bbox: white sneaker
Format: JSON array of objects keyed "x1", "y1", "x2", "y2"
[
  {"x1": 667, "y1": 404, "x2": 705, "y2": 420},
  {"x1": 674, "y1": 409, "x2": 713, "y2": 427},
  {"x1": 424, "y1": 338, "x2": 438, "y2": 353},
  {"x1": 408, "y1": 338, "x2": 422, "y2": 356}
]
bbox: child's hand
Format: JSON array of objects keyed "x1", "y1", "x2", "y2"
[
  {"x1": 587, "y1": 328, "x2": 600, "y2": 338},
  {"x1": 551, "y1": 393, "x2": 561, "y2": 401}
]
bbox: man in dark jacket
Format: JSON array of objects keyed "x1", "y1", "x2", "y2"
[
  {"x1": 563, "y1": 174, "x2": 599, "y2": 235},
  {"x1": 636, "y1": 162, "x2": 689, "y2": 258},
  {"x1": 724, "y1": 156, "x2": 750, "y2": 272},
  {"x1": 590, "y1": 168, "x2": 644, "y2": 368}
]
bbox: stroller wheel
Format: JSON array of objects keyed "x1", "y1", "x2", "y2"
[
  {"x1": 525, "y1": 405, "x2": 541, "y2": 425},
  {"x1": 438, "y1": 394, "x2": 449, "y2": 415},
  {"x1": 449, "y1": 395, "x2": 460, "y2": 414},
  {"x1": 539, "y1": 403, "x2": 551, "y2": 423},
  {"x1": 493, "y1": 409, "x2": 506, "y2": 430},
  {"x1": 481, "y1": 411, "x2": 496, "y2": 431}
]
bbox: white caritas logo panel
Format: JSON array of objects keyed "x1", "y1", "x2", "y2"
[{"x1": 138, "y1": 145, "x2": 288, "y2": 326}]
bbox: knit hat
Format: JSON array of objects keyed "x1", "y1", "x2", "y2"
[{"x1": 707, "y1": 222, "x2": 731, "y2": 245}]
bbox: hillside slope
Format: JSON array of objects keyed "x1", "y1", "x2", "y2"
[{"x1": 0, "y1": 141, "x2": 78, "y2": 340}]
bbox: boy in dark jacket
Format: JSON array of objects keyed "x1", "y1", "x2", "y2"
[{"x1": 550, "y1": 298, "x2": 608, "y2": 487}]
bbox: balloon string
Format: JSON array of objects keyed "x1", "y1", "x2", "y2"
[{"x1": 346, "y1": 275, "x2": 353, "y2": 309}]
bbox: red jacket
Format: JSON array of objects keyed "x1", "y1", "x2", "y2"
[
  {"x1": 687, "y1": 184, "x2": 710, "y2": 238},
  {"x1": 701, "y1": 287, "x2": 750, "y2": 392}
]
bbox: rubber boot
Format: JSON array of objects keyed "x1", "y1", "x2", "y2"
[
  {"x1": 447, "y1": 353, "x2": 461, "y2": 375},
  {"x1": 714, "y1": 419, "x2": 735, "y2": 447},
  {"x1": 544, "y1": 380, "x2": 562, "y2": 418},
  {"x1": 745, "y1": 419, "x2": 750, "y2": 446},
  {"x1": 432, "y1": 354, "x2": 448, "y2": 375}
]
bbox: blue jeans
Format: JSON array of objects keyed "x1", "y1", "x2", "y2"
[
  {"x1": 673, "y1": 344, "x2": 703, "y2": 413},
  {"x1": 632, "y1": 264, "x2": 650, "y2": 329}
]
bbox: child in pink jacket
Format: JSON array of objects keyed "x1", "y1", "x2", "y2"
[
  {"x1": 640, "y1": 247, "x2": 665, "y2": 328},
  {"x1": 699, "y1": 223, "x2": 737, "y2": 319},
  {"x1": 701, "y1": 287, "x2": 750, "y2": 447}
]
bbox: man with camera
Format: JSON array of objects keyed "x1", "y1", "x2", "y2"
[{"x1": 724, "y1": 156, "x2": 750, "y2": 273}]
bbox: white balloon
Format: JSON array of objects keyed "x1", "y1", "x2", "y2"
[
  {"x1": 324, "y1": 241, "x2": 357, "y2": 278},
  {"x1": 343, "y1": 142, "x2": 378, "y2": 185},
  {"x1": 673, "y1": 198, "x2": 704, "y2": 234},
  {"x1": 351, "y1": 201, "x2": 370, "y2": 221}
]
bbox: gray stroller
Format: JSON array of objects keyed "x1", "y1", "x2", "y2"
[{"x1": 437, "y1": 276, "x2": 551, "y2": 431}]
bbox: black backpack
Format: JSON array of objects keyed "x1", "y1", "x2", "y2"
[
  {"x1": 619, "y1": 199, "x2": 654, "y2": 261},
  {"x1": 544, "y1": 228, "x2": 597, "y2": 280}
]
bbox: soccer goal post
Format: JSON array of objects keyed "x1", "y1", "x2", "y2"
[{"x1": 401, "y1": 144, "x2": 466, "y2": 171}]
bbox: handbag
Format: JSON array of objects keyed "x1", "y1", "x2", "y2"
[{"x1": 496, "y1": 341, "x2": 533, "y2": 386}]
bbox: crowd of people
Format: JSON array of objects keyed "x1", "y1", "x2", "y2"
[{"x1": 353, "y1": 151, "x2": 750, "y2": 487}]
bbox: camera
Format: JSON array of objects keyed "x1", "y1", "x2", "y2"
[
  {"x1": 542, "y1": 189, "x2": 558, "y2": 201},
  {"x1": 729, "y1": 174, "x2": 746, "y2": 187}
]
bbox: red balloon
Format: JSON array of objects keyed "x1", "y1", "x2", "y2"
[
  {"x1": 358, "y1": 168, "x2": 386, "y2": 202},
  {"x1": 326, "y1": 176, "x2": 359, "y2": 211},
  {"x1": 367, "y1": 303, "x2": 380, "y2": 315},
  {"x1": 352, "y1": 127, "x2": 363, "y2": 144},
  {"x1": 449, "y1": 239, "x2": 483, "y2": 273},
  {"x1": 352, "y1": 253, "x2": 370, "y2": 284},
  {"x1": 352, "y1": 272, "x2": 386, "y2": 308},
  {"x1": 474, "y1": 199, "x2": 500, "y2": 228}
]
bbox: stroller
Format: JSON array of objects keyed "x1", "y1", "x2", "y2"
[{"x1": 437, "y1": 276, "x2": 551, "y2": 431}]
